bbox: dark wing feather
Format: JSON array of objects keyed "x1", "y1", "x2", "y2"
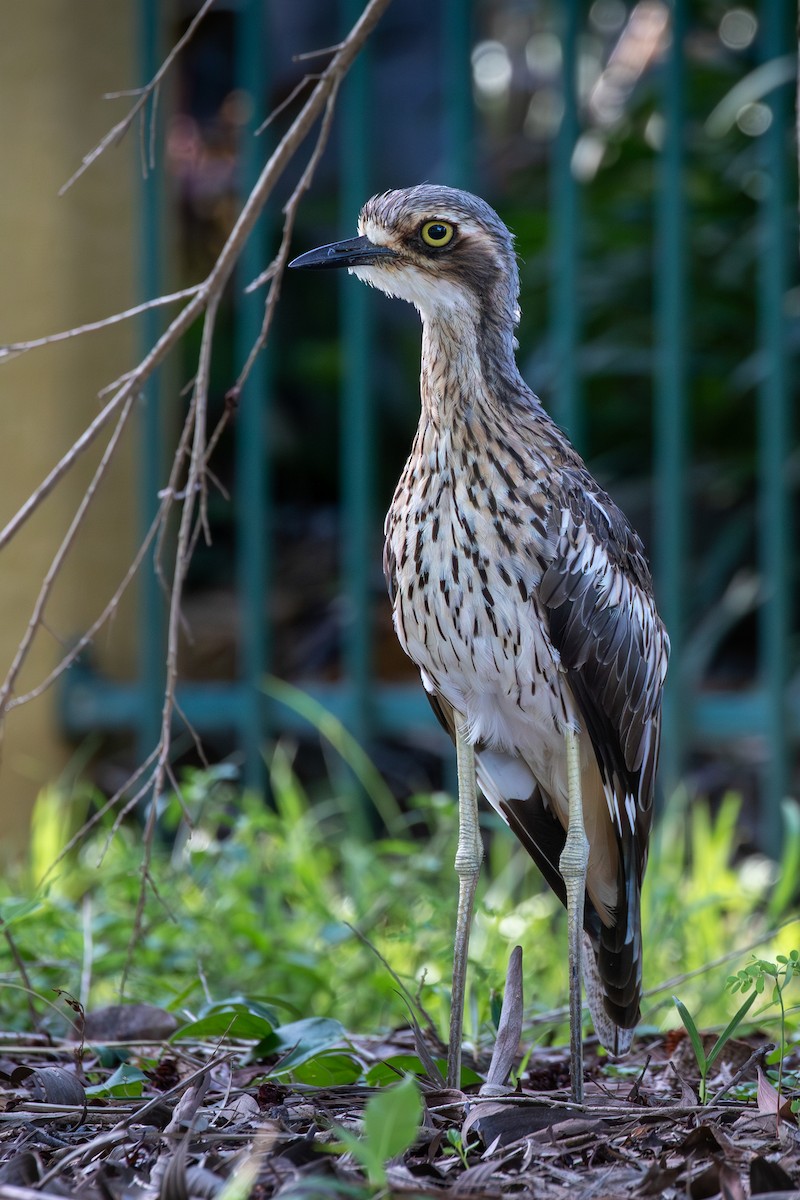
[{"x1": 539, "y1": 474, "x2": 669, "y2": 1027}]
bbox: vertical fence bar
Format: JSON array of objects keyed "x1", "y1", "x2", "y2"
[
  {"x1": 654, "y1": 0, "x2": 688, "y2": 798},
  {"x1": 137, "y1": 0, "x2": 166, "y2": 764},
  {"x1": 339, "y1": 0, "x2": 374, "y2": 822},
  {"x1": 550, "y1": 0, "x2": 582, "y2": 447},
  {"x1": 443, "y1": 0, "x2": 473, "y2": 189},
  {"x1": 756, "y1": 0, "x2": 792, "y2": 852},
  {"x1": 235, "y1": 0, "x2": 270, "y2": 794}
]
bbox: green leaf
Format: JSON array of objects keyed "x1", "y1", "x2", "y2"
[
  {"x1": 172, "y1": 998, "x2": 275, "y2": 1046},
  {"x1": 291, "y1": 1052, "x2": 362, "y2": 1086},
  {"x1": 362, "y1": 1074, "x2": 422, "y2": 1165},
  {"x1": 330, "y1": 1126, "x2": 386, "y2": 1188},
  {"x1": 365, "y1": 1055, "x2": 428, "y2": 1087},
  {"x1": 706, "y1": 989, "x2": 757, "y2": 1071},
  {"x1": 264, "y1": 1017, "x2": 347, "y2": 1073},
  {"x1": 673, "y1": 996, "x2": 707, "y2": 1073},
  {"x1": 85, "y1": 1063, "x2": 147, "y2": 1098}
]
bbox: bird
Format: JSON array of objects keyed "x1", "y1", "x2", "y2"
[{"x1": 290, "y1": 185, "x2": 669, "y2": 1104}]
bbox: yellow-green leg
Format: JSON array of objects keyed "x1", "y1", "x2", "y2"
[
  {"x1": 447, "y1": 726, "x2": 483, "y2": 1089},
  {"x1": 559, "y1": 725, "x2": 589, "y2": 1105}
]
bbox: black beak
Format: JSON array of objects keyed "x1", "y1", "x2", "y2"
[{"x1": 289, "y1": 234, "x2": 398, "y2": 271}]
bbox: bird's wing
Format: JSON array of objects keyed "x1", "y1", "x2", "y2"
[
  {"x1": 537, "y1": 471, "x2": 669, "y2": 1026},
  {"x1": 539, "y1": 476, "x2": 669, "y2": 849}
]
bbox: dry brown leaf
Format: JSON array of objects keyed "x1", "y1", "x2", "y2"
[
  {"x1": 0, "y1": 1149, "x2": 39, "y2": 1187},
  {"x1": 83, "y1": 1002, "x2": 179, "y2": 1043},
  {"x1": 689, "y1": 1158, "x2": 745, "y2": 1200},
  {"x1": 463, "y1": 1099, "x2": 576, "y2": 1148},
  {"x1": 749, "y1": 1153, "x2": 796, "y2": 1194},
  {"x1": 18, "y1": 1065, "x2": 86, "y2": 1106},
  {"x1": 636, "y1": 1155, "x2": 684, "y2": 1194},
  {"x1": 756, "y1": 1067, "x2": 798, "y2": 1125}
]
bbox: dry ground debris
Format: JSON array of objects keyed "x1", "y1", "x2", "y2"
[{"x1": 0, "y1": 1011, "x2": 798, "y2": 1200}]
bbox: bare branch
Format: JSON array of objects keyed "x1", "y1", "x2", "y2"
[
  {"x1": 255, "y1": 73, "x2": 319, "y2": 135},
  {"x1": 122, "y1": 294, "x2": 220, "y2": 994},
  {"x1": 0, "y1": 389, "x2": 129, "y2": 553},
  {"x1": 235, "y1": 79, "x2": 341, "y2": 394},
  {"x1": 60, "y1": 0, "x2": 218, "y2": 194},
  {"x1": 3, "y1": 0, "x2": 392, "y2": 558},
  {"x1": 4, "y1": 0, "x2": 394, "y2": 981},
  {"x1": 0, "y1": 392, "x2": 137, "y2": 715},
  {"x1": 294, "y1": 42, "x2": 344, "y2": 62},
  {"x1": 0, "y1": 286, "x2": 201, "y2": 365},
  {"x1": 6, "y1": 497, "x2": 169, "y2": 710},
  {"x1": 35, "y1": 746, "x2": 162, "y2": 890}
]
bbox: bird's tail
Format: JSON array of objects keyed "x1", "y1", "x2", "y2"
[{"x1": 582, "y1": 933, "x2": 634, "y2": 1057}]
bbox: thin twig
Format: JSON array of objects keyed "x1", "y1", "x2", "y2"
[
  {"x1": 255, "y1": 73, "x2": 319, "y2": 134},
  {"x1": 294, "y1": 42, "x2": 344, "y2": 62},
  {"x1": 708, "y1": 1042, "x2": 776, "y2": 1104},
  {"x1": 234, "y1": 78, "x2": 341, "y2": 394},
  {"x1": 0, "y1": 392, "x2": 137, "y2": 715},
  {"x1": 60, "y1": 0, "x2": 218, "y2": 194},
  {"x1": 7, "y1": 497, "x2": 169, "y2": 710},
  {"x1": 0, "y1": 286, "x2": 201, "y2": 364},
  {"x1": 35, "y1": 746, "x2": 161, "y2": 889},
  {"x1": 121, "y1": 294, "x2": 221, "y2": 994},
  {"x1": 0, "y1": 917, "x2": 39, "y2": 1030},
  {"x1": 154, "y1": 395, "x2": 199, "y2": 605}
]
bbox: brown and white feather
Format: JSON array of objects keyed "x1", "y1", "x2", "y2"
[{"x1": 360, "y1": 185, "x2": 668, "y2": 1045}]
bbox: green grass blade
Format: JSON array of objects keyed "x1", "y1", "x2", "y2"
[
  {"x1": 263, "y1": 676, "x2": 403, "y2": 834},
  {"x1": 673, "y1": 995, "x2": 707, "y2": 1073},
  {"x1": 705, "y1": 988, "x2": 757, "y2": 1070}
]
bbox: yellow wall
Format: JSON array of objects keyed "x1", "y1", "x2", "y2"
[{"x1": 0, "y1": 4, "x2": 141, "y2": 852}]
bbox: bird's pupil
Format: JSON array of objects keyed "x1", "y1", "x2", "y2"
[{"x1": 428, "y1": 224, "x2": 446, "y2": 241}]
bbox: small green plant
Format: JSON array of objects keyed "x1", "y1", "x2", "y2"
[
  {"x1": 672, "y1": 988, "x2": 757, "y2": 1103},
  {"x1": 329, "y1": 1074, "x2": 422, "y2": 1187},
  {"x1": 444, "y1": 1127, "x2": 478, "y2": 1169},
  {"x1": 728, "y1": 950, "x2": 800, "y2": 1105}
]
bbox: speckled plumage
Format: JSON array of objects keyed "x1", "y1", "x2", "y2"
[{"x1": 292, "y1": 185, "x2": 669, "y2": 1051}]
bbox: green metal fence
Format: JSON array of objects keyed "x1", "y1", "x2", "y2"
[{"x1": 62, "y1": 0, "x2": 798, "y2": 850}]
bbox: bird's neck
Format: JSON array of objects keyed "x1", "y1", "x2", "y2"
[{"x1": 419, "y1": 309, "x2": 529, "y2": 430}]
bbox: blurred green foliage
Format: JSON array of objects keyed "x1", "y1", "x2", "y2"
[{"x1": 1, "y1": 750, "x2": 798, "y2": 1056}]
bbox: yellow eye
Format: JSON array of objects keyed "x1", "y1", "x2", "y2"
[{"x1": 421, "y1": 220, "x2": 455, "y2": 248}]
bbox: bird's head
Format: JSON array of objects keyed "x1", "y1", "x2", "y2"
[{"x1": 290, "y1": 184, "x2": 521, "y2": 334}]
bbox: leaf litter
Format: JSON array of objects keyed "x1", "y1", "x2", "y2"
[{"x1": 1, "y1": 1000, "x2": 798, "y2": 1200}]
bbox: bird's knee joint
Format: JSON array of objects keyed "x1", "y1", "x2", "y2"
[
  {"x1": 455, "y1": 847, "x2": 483, "y2": 876},
  {"x1": 559, "y1": 831, "x2": 589, "y2": 881}
]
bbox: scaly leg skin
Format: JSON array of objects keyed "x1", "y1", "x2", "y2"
[
  {"x1": 559, "y1": 724, "x2": 590, "y2": 1105},
  {"x1": 447, "y1": 726, "x2": 483, "y2": 1089}
]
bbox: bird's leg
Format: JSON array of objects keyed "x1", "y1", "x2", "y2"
[
  {"x1": 447, "y1": 724, "x2": 483, "y2": 1089},
  {"x1": 559, "y1": 724, "x2": 589, "y2": 1105}
]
